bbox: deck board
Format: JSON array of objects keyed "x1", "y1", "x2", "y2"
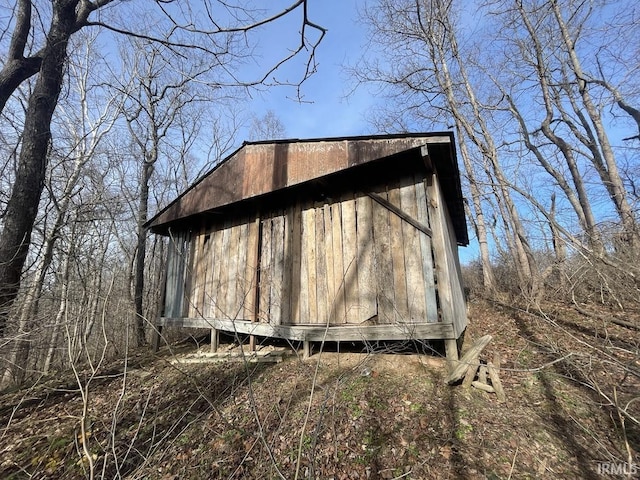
[{"x1": 158, "y1": 316, "x2": 455, "y2": 341}]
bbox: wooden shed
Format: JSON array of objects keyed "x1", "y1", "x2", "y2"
[{"x1": 146, "y1": 133, "x2": 469, "y2": 361}]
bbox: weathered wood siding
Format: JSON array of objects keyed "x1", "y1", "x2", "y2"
[
  {"x1": 259, "y1": 174, "x2": 439, "y2": 325},
  {"x1": 163, "y1": 230, "x2": 190, "y2": 318},
  {"x1": 427, "y1": 173, "x2": 468, "y2": 336},
  {"x1": 162, "y1": 216, "x2": 260, "y2": 321},
  {"x1": 162, "y1": 173, "x2": 450, "y2": 329}
]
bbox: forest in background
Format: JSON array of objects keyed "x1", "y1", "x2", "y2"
[
  {"x1": 0, "y1": 0, "x2": 323, "y2": 385},
  {"x1": 0, "y1": 1, "x2": 638, "y2": 476}
]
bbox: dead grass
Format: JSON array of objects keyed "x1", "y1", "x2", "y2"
[{"x1": 0, "y1": 299, "x2": 638, "y2": 479}]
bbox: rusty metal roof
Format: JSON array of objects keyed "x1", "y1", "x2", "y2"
[{"x1": 146, "y1": 133, "x2": 468, "y2": 245}]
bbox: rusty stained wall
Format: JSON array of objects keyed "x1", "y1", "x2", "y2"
[{"x1": 149, "y1": 136, "x2": 451, "y2": 229}]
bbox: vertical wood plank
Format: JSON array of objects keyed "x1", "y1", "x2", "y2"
[
  {"x1": 399, "y1": 177, "x2": 427, "y2": 323},
  {"x1": 201, "y1": 232, "x2": 210, "y2": 314},
  {"x1": 229, "y1": 222, "x2": 243, "y2": 318},
  {"x1": 341, "y1": 193, "x2": 360, "y2": 323},
  {"x1": 304, "y1": 205, "x2": 317, "y2": 323},
  {"x1": 187, "y1": 235, "x2": 200, "y2": 317},
  {"x1": 259, "y1": 217, "x2": 272, "y2": 323},
  {"x1": 330, "y1": 201, "x2": 347, "y2": 324},
  {"x1": 244, "y1": 215, "x2": 260, "y2": 321},
  {"x1": 186, "y1": 232, "x2": 197, "y2": 318},
  {"x1": 183, "y1": 233, "x2": 195, "y2": 318},
  {"x1": 198, "y1": 230, "x2": 208, "y2": 314},
  {"x1": 164, "y1": 236, "x2": 177, "y2": 317},
  {"x1": 233, "y1": 222, "x2": 248, "y2": 319},
  {"x1": 323, "y1": 203, "x2": 335, "y2": 324},
  {"x1": 218, "y1": 221, "x2": 231, "y2": 318},
  {"x1": 203, "y1": 229, "x2": 214, "y2": 318},
  {"x1": 282, "y1": 205, "x2": 295, "y2": 324},
  {"x1": 174, "y1": 231, "x2": 190, "y2": 318},
  {"x1": 315, "y1": 205, "x2": 328, "y2": 325},
  {"x1": 210, "y1": 227, "x2": 224, "y2": 317},
  {"x1": 239, "y1": 222, "x2": 250, "y2": 318},
  {"x1": 224, "y1": 224, "x2": 237, "y2": 318},
  {"x1": 388, "y1": 182, "x2": 408, "y2": 323},
  {"x1": 196, "y1": 232, "x2": 207, "y2": 315},
  {"x1": 416, "y1": 174, "x2": 439, "y2": 323},
  {"x1": 432, "y1": 175, "x2": 467, "y2": 336},
  {"x1": 372, "y1": 187, "x2": 395, "y2": 324},
  {"x1": 291, "y1": 201, "x2": 304, "y2": 324},
  {"x1": 271, "y1": 212, "x2": 285, "y2": 325},
  {"x1": 355, "y1": 194, "x2": 377, "y2": 322},
  {"x1": 189, "y1": 229, "x2": 205, "y2": 317},
  {"x1": 202, "y1": 231, "x2": 213, "y2": 318}
]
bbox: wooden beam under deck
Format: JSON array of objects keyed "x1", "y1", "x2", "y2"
[{"x1": 157, "y1": 317, "x2": 455, "y2": 342}]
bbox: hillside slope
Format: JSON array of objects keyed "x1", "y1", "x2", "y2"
[{"x1": 1, "y1": 300, "x2": 638, "y2": 479}]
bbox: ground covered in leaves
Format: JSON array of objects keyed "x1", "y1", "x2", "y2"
[{"x1": 1, "y1": 299, "x2": 638, "y2": 479}]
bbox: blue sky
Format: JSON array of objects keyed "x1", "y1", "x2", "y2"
[
  {"x1": 244, "y1": 0, "x2": 375, "y2": 139},
  {"x1": 238, "y1": 1, "x2": 478, "y2": 264}
]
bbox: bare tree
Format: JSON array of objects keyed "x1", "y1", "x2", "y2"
[
  {"x1": 354, "y1": 0, "x2": 540, "y2": 293},
  {"x1": 249, "y1": 110, "x2": 287, "y2": 140},
  {"x1": 548, "y1": 0, "x2": 637, "y2": 245},
  {"x1": 354, "y1": 0, "x2": 639, "y2": 299},
  {"x1": 0, "y1": 0, "x2": 326, "y2": 336},
  {"x1": 0, "y1": 29, "x2": 122, "y2": 384},
  {"x1": 489, "y1": 0, "x2": 639, "y2": 252},
  {"x1": 457, "y1": 132, "x2": 495, "y2": 292},
  {"x1": 116, "y1": 41, "x2": 212, "y2": 346}
]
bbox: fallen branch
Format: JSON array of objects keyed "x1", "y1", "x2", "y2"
[
  {"x1": 572, "y1": 302, "x2": 640, "y2": 331},
  {"x1": 487, "y1": 354, "x2": 506, "y2": 402}
]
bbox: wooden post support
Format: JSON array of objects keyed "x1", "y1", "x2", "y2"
[
  {"x1": 487, "y1": 353, "x2": 506, "y2": 402},
  {"x1": 471, "y1": 381, "x2": 495, "y2": 393},
  {"x1": 462, "y1": 361, "x2": 479, "y2": 388},
  {"x1": 210, "y1": 328, "x2": 219, "y2": 353},
  {"x1": 303, "y1": 340, "x2": 311, "y2": 360},
  {"x1": 444, "y1": 338, "x2": 459, "y2": 371},
  {"x1": 446, "y1": 334, "x2": 492, "y2": 384},
  {"x1": 249, "y1": 335, "x2": 256, "y2": 352},
  {"x1": 478, "y1": 365, "x2": 488, "y2": 385},
  {"x1": 152, "y1": 325, "x2": 163, "y2": 352}
]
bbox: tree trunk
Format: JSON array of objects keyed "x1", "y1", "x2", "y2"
[
  {"x1": 0, "y1": 0, "x2": 41, "y2": 113},
  {"x1": 549, "y1": 193, "x2": 567, "y2": 291},
  {"x1": 43, "y1": 238, "x2": 74, "y2": 375},
  {"x1": 0, "y1": 0, "x2": 79, "y2": 336},
  {"x1": 431, "y1": 9, "x2": 537, "y2": 295},
  {"x1": 550, "y1": 0, "x2": 637, "y2": 245},
  {"x1": 134, "y1": 161, "x2": 153, "y2": 347},
  {"x1": 496, "y1": 2, "x2": 605, "y2": 253},
  {"x1": 457, "y1": 134, "x2": 494, "y2": 292}
]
